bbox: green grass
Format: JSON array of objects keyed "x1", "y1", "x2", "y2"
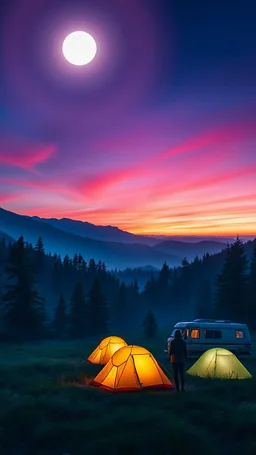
[{"x1": 0, "y1": 331, "x2": 255, "y2": 455}]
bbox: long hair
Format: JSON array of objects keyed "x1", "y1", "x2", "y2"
[{"x1": 174, "y1": 329, "x2": 182, "y2": 339}]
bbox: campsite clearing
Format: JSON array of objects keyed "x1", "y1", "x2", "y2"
[{"x1": 0, "y1": 331, "x2": 255, "y2": 455}]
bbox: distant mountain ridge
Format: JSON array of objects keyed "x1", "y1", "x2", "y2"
[
  {"x1": 1, "y1": 207, "x2": 254, "y2": 269},
  {"x1": 31, "y1": 215, "x2": 254, "y2": 245},
  {"x1": 0, "y1": 208, "x2": 181, "y2": 269},
  {"x1": 31, "y1": 216, "x2": 160, "y2": 246},
  {"x1": 153, "y1": 239, "x2": 227, "y2": 260},
  {"x1": 0, "y1": 230, "x2": 15, "y2": 244},
  {"x1": 143, "y1": 234, "x2": 243, "y2": 243},
  {"x1": 31, "y1": 215, "x2": 243, "y2": 261}
]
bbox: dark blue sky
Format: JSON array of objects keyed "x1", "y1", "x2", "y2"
[{"x1": 153, "y1": 0, "x2": 256, "y2": 101}]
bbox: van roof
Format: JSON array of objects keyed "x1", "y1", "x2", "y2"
[{"x1": 174, "y1": 320, "x2": 248, "y2": 329}]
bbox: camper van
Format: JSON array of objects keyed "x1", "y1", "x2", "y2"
[{"x1": 165, "y1": 319, "x2": 252, "y2": 357}]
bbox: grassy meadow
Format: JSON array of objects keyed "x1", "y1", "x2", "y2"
[{"x1": 0, "y1": 331, "x2": 256, "y2": 455}]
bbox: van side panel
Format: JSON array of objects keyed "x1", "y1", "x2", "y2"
[
  {"x1": 186, "y1": 326, "x2": 251, "y2": 356},
  {"x1": 166, "y1": 322, "x2": 252, "y2": 357}
]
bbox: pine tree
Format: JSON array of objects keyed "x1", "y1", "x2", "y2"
[
  {"x1": 195, "y1": 279, "x2": 212, "y2": 318},
  {"x1": 133, "y1": 278, "x2": 139, "y2": 293},
  {"x1": 142, "y1": 310, "x2": 158, "y2": 338},
  {"x1": 157, "y1": 262, "x2": 172, "y2": 308},
  {"x1": 51, "y1": 258, "x2": 62, "y2": 295},
  {"x1": 35, "y1": 236, "x2": 45, "y2": 254},
  {"x1": 130, "y1": 279, "x2": 140, "y2": 310},
  {"x1": 248, "y1": 245, "x2": 256, "y2": 327},
  {"x1": 2, "y1": 236, "x2": 45, "y2": 340},
  {"x1": 125, "y1": 279, "x2": 141, "y2": 329},
  {"x1": 158, "y1": 262, "x2": 171, "y2": 287},
  {"x1": 180, "y1": 258, "x2": 192, "y2": 304},
  {"x1": 52, "y1": 293, "x2": 68, "y2": 338},
  {"x1": 88, "y1": 258, "x2": 97, "y2": 281},
  {"x1": 88, "y1": 278, "x2": 108, "y2": 336},
  {"x1": 69, "y1": 281, "x2": 87, "y2": 338},
  {"x1": 88, "y1": 258, "x2": 97, "y2": 272},
  {"x1": 34, "y1": 236, "x2": 45, "y2": 272},
  {"x1": 97, "y1": 260, "x2": 103, "y2": 272},
  {"x1": 142, "y1": 275, "x2": 157, "y2": 309},
  {"x1": 77, "y1": 254, "x2": 86, "y2": 271},
  {"x1": 63, "y1": 254, "x2": 70, "y2": 270},
  {"x1": 0, "y1": 237, "x2": 8, "y2": 265},
  {"x1": 73, "y1": 254, "x2": 78, "y2": 269},
  {"x1": 0, "y1": 272, "x2": 4, "y2": 334},
  {"x1": 113, "y1": 281, "x2": 129, "y2": 329},
  {"x1": 181, "y1": 258, "x2": 191, "y2": 290},
  {"x1": 193, "y1": 255, "x2": 202, "y2": 267},
  {"x1": 214, "y1": 237, "x2": 248, "y2": 322}
]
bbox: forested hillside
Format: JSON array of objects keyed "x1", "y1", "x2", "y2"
[{"x1": 0, "y1": 235, "x2": 255, "y2": 341}]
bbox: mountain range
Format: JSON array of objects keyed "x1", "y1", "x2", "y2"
[
  {"x1": 31, "y1": 215, "x2": 160, "y2": 246},
  {"x1": 0, "y1": 207, "x2": 254, "y2": 269}
]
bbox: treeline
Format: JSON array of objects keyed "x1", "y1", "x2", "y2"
[
  {"x1": 0, "y1": 235, "x2": 255, "y2": 341},
  {"x1": 0, "y1": 236, "x2": 142, "y2": 340}
]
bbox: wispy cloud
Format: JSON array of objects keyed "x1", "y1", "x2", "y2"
[{"x1": 0, "y1": 132, "x2": 57, "y2": 172}]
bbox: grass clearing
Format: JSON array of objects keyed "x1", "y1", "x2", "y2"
[{"x1": 0, "y1": 331, "x2": 255, "y2": 454}]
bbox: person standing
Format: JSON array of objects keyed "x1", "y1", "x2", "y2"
[{"x1": 169, "y1": 329, "x2": 187, "y2": 392}]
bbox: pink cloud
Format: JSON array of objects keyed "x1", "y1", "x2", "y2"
[
  {"x1": 155, "y1": 121, "x2": 256, "y2": 164},
  {"x1": 143, "y1": 194, "x2": 256, "y2": 216},
  {"x1": 0, "y1": 194, "x2": 20, "y2": 204},
  {"x1": 19, "y1": 205, "x2": 127, "y2": 220},
  {"x1": 147, "y1": 165, "x2": 256, "y2": 203},
  {"x1": 0, "y1": 177, "x2": 77, "y2": 199},
  {"x1": 92, "y1": 112, "x2": 256, "y2": 164},
  {"x1": 76, "y1": 164, "x2": 157, "y2": 199},
  {"x1": 78, "y1": 119, "x2": 255, "y2": 200},
  {"x1": 0, "y1": 132, "x2": 57, "y2": 171}
]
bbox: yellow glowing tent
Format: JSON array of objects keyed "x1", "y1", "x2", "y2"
[
  {"x1": 87, "y1": 336, "x2": 128, "y2": 365},
  {"x1": 187, "y1": 348, "x2": 252, "y2": 379},
  {"x1": 92, "y1": 345, "x2": 173, "y2": 392}
]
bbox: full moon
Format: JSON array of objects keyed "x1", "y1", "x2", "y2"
[{"x1": 62, "y1": 31, "x2": 97, "y2": 66}]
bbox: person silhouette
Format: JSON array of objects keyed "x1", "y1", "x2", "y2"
[{"x1": 169, "y1": 329, "x2": 187, "y2": 392}]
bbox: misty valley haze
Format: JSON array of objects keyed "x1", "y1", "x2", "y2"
[
  {"x1": 1, "y1": 206, "x2": 256, "y2": 326},
  {"x1": 0, "y1": 223, "x2": 255, "y2": 334},
  {"x1": 0, "y1": 207, "x2": 247, "y2": 270}
]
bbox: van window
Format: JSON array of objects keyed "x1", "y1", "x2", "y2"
[
  {"x1": 190, "y1": 329, "x2": 200, "y2": 339},
  {"x1": 236, "y1": 330, "x2": 244, "y2": 339},
  {"x1": 204, "y1": 330, "x2": 222, "y2": 339}
]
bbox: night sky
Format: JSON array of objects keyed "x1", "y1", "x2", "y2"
[{"x1": 0, "y1": 0, "x2": 255, "y2": 235}]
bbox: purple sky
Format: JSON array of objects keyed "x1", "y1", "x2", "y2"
[{"x1": 0, "y1": 0, "x2": 256, "y2": 235}]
